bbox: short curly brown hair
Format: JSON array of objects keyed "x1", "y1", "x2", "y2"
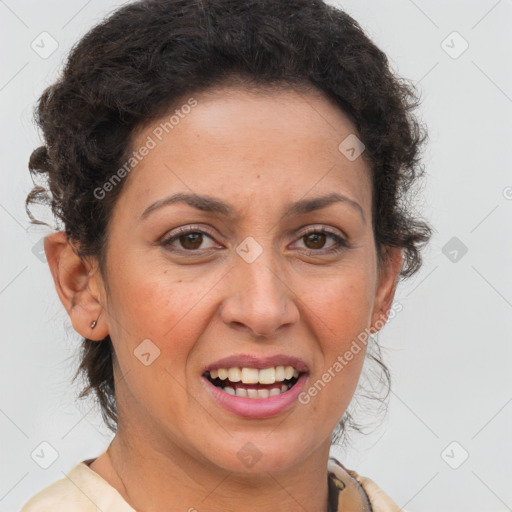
[{"x1": 26, "y1": 0, "x2": 431, "y2": 443}]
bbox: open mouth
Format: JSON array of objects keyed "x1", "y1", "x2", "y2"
[{"x1": 204, "y1": 366, "x2": 303, "y2": 399}]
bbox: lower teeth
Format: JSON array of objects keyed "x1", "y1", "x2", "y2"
[
  {"x1": 222, "y1": 384, "x2": 290, "y2": 398},
  {"x1": 206, "y1": 373, "x2": 298, "y2": 399}
]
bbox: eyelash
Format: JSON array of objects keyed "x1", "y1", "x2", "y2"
[
  {"x1": 297, "y1": 227, "x2": 349, "y2": 254},
  {"x1": 160, "y1": 225, "x2": 349, "y2": 255}
]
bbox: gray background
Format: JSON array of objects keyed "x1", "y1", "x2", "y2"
[{"x1": 1, "y1": 1, "x2": 511, "y2": 511}]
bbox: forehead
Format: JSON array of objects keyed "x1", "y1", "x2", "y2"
[{"x1": 116, "y1": 86, "x2": 372, "y2": 221}]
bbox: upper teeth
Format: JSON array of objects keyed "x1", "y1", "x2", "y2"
[{"x1": 210, "y1": 366, "x2": 299, "y2": 384}]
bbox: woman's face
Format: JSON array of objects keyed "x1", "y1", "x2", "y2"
[{"x1": 92, "y1": 86, "x2": 401, "y2": 473}]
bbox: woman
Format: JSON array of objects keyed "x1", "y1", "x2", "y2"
[{"x1": 22, "y1": 0, "x2": 431, "y2": 510}]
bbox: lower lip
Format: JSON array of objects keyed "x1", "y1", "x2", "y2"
[{"x1": 202, "y1": 374, "x2": 308, "y2": 419}]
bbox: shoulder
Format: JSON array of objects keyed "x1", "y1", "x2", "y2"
[
  {"x1": 19, "y1": 465, "x2": 96, "y2": 512},
  {"x1": 19, "y1": 461, "x2": 135, "y2": 512},
  {"x1": 328, "y1": 457, "x2": 404, "y2": 512}
]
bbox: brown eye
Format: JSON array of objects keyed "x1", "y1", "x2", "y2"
[
  {"x1": 179, "y1": 232, "x2": 203, "y2": 250},
  {"x1": 303, "y1": 232, "x2": 327, "y2": 249},
  {"x1": 162, "y1": 228, "x2": 218, "y2": 252},
  {"x1": 294, "y1": 228, "x2": 348, "y2": 254}
]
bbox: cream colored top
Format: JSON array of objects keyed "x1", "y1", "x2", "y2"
[{"x1": 20, "y1": 456, "x2": 404, "y2": 512}]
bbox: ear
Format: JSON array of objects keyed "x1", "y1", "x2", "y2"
[
  {"x1": 369, "y1": 246, "x2": 403, "y2": 334},
  {"x1": 44, "y1": 231, "x2": 109, "y2": 341}
]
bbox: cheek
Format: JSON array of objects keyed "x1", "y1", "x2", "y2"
[
  {"x1": 301, "y1": 282, "x2": 370, "y2": 424},
  {"x1": 106, "y1": 259, "x2": 222, "y2": 376},
  {"x1": 106, "y1": 266, "x2": 214, "y2": 422},
  {"x1": 108, "y1": 257, "x2": 208, "y2": 334},
  {"x1": 301, "y1": 263, "x2": 376, "y2": 348},
  {"x1": 296, "y1": 265, "x2": 374, "y2": 416}
]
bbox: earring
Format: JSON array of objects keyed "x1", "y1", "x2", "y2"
[{"x1": 90, "y1": 318, "x2": 99, "y2": 329}]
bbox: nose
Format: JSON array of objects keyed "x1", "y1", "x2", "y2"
[{"x1": 219, "y1": 251, "x2": 300, "y2": 339}]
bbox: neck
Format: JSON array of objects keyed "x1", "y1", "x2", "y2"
[{"x1": 93, "y1": 425, "x2": 333, "y2": 512}]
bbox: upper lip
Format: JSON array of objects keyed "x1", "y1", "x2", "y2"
[{"x1": 203, "y1": 354, "x2": 309, "y2": 374}]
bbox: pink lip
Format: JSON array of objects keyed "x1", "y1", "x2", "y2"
[
  {"x1": 203, "y1": 353, "x2": 309, "y2": 374},
  {"x1": 201, "y1": 373, "x2": 308, "y2": 419}
]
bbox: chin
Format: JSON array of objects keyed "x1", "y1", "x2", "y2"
[{"x1": 195, "y1": 429, "x2": 319, "y2": 476}]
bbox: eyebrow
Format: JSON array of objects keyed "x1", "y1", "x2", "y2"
[{"x1": 139, "y1": 191, "x2": 365, "y2": 223}]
